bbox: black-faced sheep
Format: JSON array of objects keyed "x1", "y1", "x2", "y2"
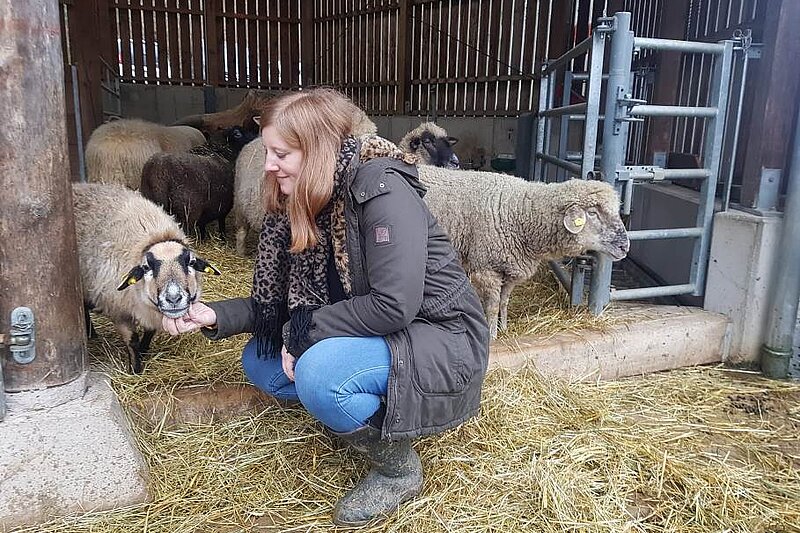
[
  {"x1": 85, "y1": 118, "x2": 206, "y2": 189},
  {"x1": 72, "y1": 182, "x2": 220, "y2": 373},
  {"x1": 398, "y1": 122, "x2": 460, "y2": 168},
  {"x1": 231, "y1": 111, "x2": 379, "y2": 255},
  {"x1": 140, "y1": 127, "x2": 257, "y2": 240},
  {"x1": 418, "y1": 167, "x2": 630, "y2": 339}
]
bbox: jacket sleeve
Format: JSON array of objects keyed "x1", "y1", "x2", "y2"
[
  {"x1": 202, "y1": 297, "x2": 254, "y2": 340},
  {"x1": 285, "y1": 168, "x2": 428, "y2": 355}
]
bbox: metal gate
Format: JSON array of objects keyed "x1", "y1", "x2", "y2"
[{"x1": 532, "y1": 11, "x2": 737, "y2": 313}]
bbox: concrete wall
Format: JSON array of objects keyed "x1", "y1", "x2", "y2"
[{"x1": 119, "y1": 84, "x2": 519, "y2": 172}]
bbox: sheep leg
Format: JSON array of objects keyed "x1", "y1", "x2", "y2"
[
  {"x1": 116, "y1": 321, "x2": 144, "y2": 374},
  {"x1": 235, "y1": 226, "x2": 249, "y2": 256},
  {"x1": 217, "y1": 216, "x2": 228, "y2": 241},
  {"x1": 83, "y1": 302, "x2": 97, "y2": 339},
  {"x1": 498, "y1": 279, "x2": 520, "y2": 332},
  {"x1": 140, "y1": 328, "x2": 156, "y2": 354},
  {"x1": 470, "y1": 272, "x2": 502, "y2": 340}
]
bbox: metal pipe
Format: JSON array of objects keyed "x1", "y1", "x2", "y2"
[
  {"x1": 539, "y1": 103, "x2": 588, "y2": 118},
  {"x1": 557, "y1": 71, "x2": 574, "y2": 183},
  {"x1": 722, "y1": 42, "x2": 750, "y2": 211},
  {"x1": 71, "y1": 64, "x2": 86, "y2": 183},
  {"x1": 581, "y1": 29, "x2": 607, "y2": 181},
  {"x1": 589, "y1": 11, "x2": 634, "y2": 314},
  {"x1": 622, "y1": 168, "x2": 712, "y2": 180},
  {"x1": 611, "y1": 284, "x2": 696, "y2": 301},
  {"x1": 633, "y1": 37, "x2": 726, "y2": 55},
  {"x1": 626, "y1": 227, "x2": 704, "y2": 240},
  {"x1": 569, "y1": 114, "x2": 606, "y2": 121},
  {"x1": 760, "y1": 101, "x2": 800, "y2": 379},
  {"x1": 540, "y1": 36, "x2": 593, "y2": 77},
  {"x1": 549, "y1": 260, "x2": 572, "y2": 293},
  {"x1": 536, "y1": 153, "x2": 582, "y2": 175},
  {"x1": 630, "y1": 105, "x2": 718, "y2": 118},
  {"x1": 533, "y1": 70, "x2": 549, "y2": 181}
]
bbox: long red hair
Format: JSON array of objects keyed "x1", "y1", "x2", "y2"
[{"x1": 259, "y1": 88, "x2": 360, "y2": 252}]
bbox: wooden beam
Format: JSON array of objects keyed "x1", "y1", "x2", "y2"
[
  {"x1": 205, "y1": 0, "x2": 221, "y2": 86},
  {"x1": 740, "y1": 0, "x2": 800, "y2": 208},
  {"x1": 395, "y1": 0, "x2": 412, "y2": 113},
  {"x1": 300, "y1": 0, "x2": 314, "y2": 87},
  {"x1": 0, "y1": 1, "x2": 86, "y2": 391}
]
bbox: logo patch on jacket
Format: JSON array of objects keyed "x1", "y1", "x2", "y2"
[{"x1": 373, "y1": 225, "x2": 392, "y2": 245}]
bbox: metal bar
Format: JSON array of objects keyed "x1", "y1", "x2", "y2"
[
  {"x1": 589, "y1": 11, "x2": 634, "y2": 314},
  {"x1": 627, "y1": 227, "x2": 704, "y2": 240},
  {"x1": 71, "y1": 64, "x2": 86, "y2": 183},
  {"x1": 571, "y1": 72, "x2": 608, "y2": 81},
  {"x1": 568, "y1": 114, "x2": 605, "y2": 121},
  {"x1": 722, "y1": 42, "x2": 750, "y2": 211},
  {"x1": 570, "y1": 263, "x2": 586, "y2": 306},
  {"x1": 536, "y1": 152, "x2": 582, "y2": 175},
  {"x1": 611, "y1": 284, "x2": 696, "y2": 301},
  {"x1": 622, "y1": 167, "x2": 712, "y2": 180},
  {"x1": 539, "y1": 103, "x2": 588, "y2": 118},
  {"x1": 557, "y1": 71, "x2": 574, "y2": 183},
  {"x1": 633, "y1": 37, "x2": 726, "y2": 55},
  {"x1": 532, "y1": 70, "x2": 550, "y2": 181},
  {"x1": 566, "y1": 152, "x2": 602, "y2": 161},
  {"x1": 540, "y1": 36, "x2": 593, "y2": 77},
  {"x1": 690, "y1": 41, "x2": 734, "y2": 297},
  {"x1": 760, "y1": 92, "x2": 800, "y2": 379},
  {"x1": 549, "y1": 260, "x2": 572, "y2": 293},
  {"x1": 581, "y1": 30, "x2": 607, "y2": 181},
  {"x1": 542, "y1": 72, "x2": 556, "y2": 180},
  {"x1": 630, "y1": 105, "x2": 718, "y2": 118}
]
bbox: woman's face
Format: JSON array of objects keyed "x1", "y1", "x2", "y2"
[{"x1": 262, "y1": 125, "x2": 304, "y2": 196}]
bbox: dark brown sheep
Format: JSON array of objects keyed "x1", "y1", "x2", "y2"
[{"x1": 140, "y1": 127, "x2": 257, "y2": 240}]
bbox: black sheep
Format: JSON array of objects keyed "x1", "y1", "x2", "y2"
[{"x1": 140, "y1": 127, "x2": 257, "y2": 240}]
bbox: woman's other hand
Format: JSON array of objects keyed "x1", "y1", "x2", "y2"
[
  {"x1": 281, "y1": 345, "x2": 297, "y2": 381},
  {"x1": 162, "y1": 302, "x2": 217, "y2": 335}
]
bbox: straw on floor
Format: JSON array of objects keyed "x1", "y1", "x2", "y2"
[{"x1": 11, "y1": 238, "x2": 799, "y2": 533}]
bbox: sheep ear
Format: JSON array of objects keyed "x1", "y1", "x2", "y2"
[
  {"x1": 117, "y1": 266, "x2": 145, "y2": 291},
  {"x1": 563, "y1": 205, "x2": 587, "y2": 234},
  {"x1": 191, "y1": 257, "x2": 221, "y2": 276},
  {"x1": 252, "y1": 115, "x2": 261, "y2": 127},
  {"x1": 447, "y1": 136, "x2": 459, "y2": 146}
]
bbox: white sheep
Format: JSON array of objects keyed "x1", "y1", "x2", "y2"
[
  {"x1": 417, "y1": 166, "x2": 630, "y2": 338},
  {"x1": 72, "y1": 182, "x2": 220, "y2": 372},
  {"x1": 398, "y1": 122, "x2": 460, "y2": 168},
  {"x1": 231, "y1": 111, "x2": 378, "y2": 255},
  {"x1": 85, "y1": 118, "x2": 206, "y2": 189}
]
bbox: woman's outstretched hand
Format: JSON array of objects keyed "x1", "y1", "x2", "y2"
[{"x1": 162, "y1": 302, "x2": 217, "y2": 335}]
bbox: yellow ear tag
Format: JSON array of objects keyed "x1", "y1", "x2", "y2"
[
  {"x1": 573, "y1": 217, "x2": 586, "y2": 227},
  {"x1": 127, "y1": 277, "x2": 138, "y2": 285},
  {"x1": 204, "y1": 267, "x2": 214, "y2": 274}
]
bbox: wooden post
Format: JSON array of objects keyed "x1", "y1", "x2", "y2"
[
  {"x1": 69, "y1": 0, "x2": 114, "y2": 138},
  {"x1": 739, "y1": 0, "x2": 800, "y2": 208},
  {"x1": 0, "y1": 1, "x2": 86, "y2": 391},
  {"x1": 205, "y1": 0, "x2": 221, "y2": 87},
  {"x1": 300, "y1": 0, "x2": 314, "y2": 87},
  {"x1": 396, "y1": 0, "x2": 412, "y2": 114}
]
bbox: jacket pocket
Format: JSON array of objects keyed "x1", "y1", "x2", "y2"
[{"x1": 406, "y1": 316, "x2": 473, "y2": 395}]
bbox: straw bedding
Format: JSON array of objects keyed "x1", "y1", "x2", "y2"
[{"x1": 10, "y1": 239, "x2": 799, "y2": 533}]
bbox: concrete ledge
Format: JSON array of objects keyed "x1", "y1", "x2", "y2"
[
  {"x1": 0, "y1": 372, "x2": 150, "y2": 531},
  {"x1": 490, "y1": 305, "x2": 730, "y2": 380}
]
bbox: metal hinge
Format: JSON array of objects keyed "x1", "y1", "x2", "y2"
[{"x1": 0, "y1": 307, "x2": 36, "y2": 364}]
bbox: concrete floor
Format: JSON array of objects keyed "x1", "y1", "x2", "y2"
[{"x1": 0, "y1": 303, "x2": 730, "y2": 530}]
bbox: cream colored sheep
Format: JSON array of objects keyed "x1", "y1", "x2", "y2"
[
  {"x1": 72, "y1": 182, "x2": 219, "y2": 372},
  {"x1": 418, "y1": 166, "x2": 630, "y2": 338},
  {"x1": 231, "y1": 111, "x2": 378, "y2": 255},
  {"x1": 398, "y1": 122, "x2": 459, "y2": 168},
  {"x1": 85, "y1": 119, "x2": 206, "y2": 189}
]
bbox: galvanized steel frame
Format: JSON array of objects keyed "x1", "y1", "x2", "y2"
[{"x1": 532, "y1": 11, "x2": 736, "y2": 313}]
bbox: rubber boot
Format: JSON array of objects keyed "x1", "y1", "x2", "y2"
[{"x1": 332, "y1": 425, "x2": 423, "y2": 526}]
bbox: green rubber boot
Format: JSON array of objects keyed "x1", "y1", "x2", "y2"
[{"x1": 332, "y1": 426, "x2": 423, "y2": 527}]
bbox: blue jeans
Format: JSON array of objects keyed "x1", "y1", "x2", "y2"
[{"x1": 241, "y1": 336, "x2": 391, "y2": 433}]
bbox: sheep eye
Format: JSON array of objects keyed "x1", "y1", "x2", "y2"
[
  {"x1": 588, "y1": 209, "x2": 600, "y2": 218},
  {"x1": 141, "y1": 263, "x2": 151, "y2": 273}
]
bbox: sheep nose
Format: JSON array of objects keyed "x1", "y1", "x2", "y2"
[
  {"x1": 164, "y1": 284, "x2": 183, "y2": 305},
  {"x1": 447, "y1": 153, "x2": 460, "y2": 169}
]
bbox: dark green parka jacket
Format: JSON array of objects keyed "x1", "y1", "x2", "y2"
[{"x1": 206, "y1": 150, "x2": 490, "y2": 440}]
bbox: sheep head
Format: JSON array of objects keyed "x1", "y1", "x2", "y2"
[
  {"x1": 116, "y1": 239, "x2": 220, "y2": 318},
  {"x1": 400, "y1": 122, "x2": 460, "y2": 168},
  {"x1": 558, "y1": 180, "x2": 630, "y2": 261}
]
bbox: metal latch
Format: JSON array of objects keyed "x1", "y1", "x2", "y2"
[{"x1": 0, "y1": 307, "x2": 36, "y2": 364}]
